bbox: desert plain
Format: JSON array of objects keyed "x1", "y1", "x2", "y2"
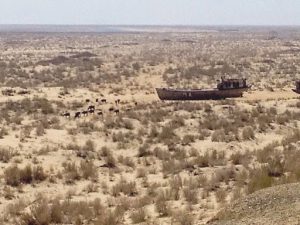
[{"x1": 0, "y1": 26, "x2": 300, "y2": 224}]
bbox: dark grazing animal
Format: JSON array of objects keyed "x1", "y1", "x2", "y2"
[
  {"x1": 114, "y1": 109, "x2": 120, "y2": 115},
  {"x1": 115, "y1": 99, "x2": 121, "y2": 105},
  {"x1": 96, "y1": 98, "x2": 99, "y2": 102},
  {"x1": 88, "y1": 108, "x2": 95, "y2": 114},
  {"x1": 97, "y1": 111, "x2": 103, "y2": 116},
  {"x1": 101, "y1": 99, "x2": 107, "y2": 103},
  {"x1": 86, "y1": 99, "x2": 90, "y2": 103},
  {"x1": 74, "y1": 112, "x2": 81, "y2": 119},
  {"x1": 109, "y1": 107, "x2": 115, "y2": 112},
  {"x1": 61, "y1": 112, "x2": 71, "y2": 118},
  {"x1": 88, "y1": 105, "x2": 95, "y2": 111},
  {"x1": 82, "y1": 111, "x2": 89, "y2": 116}
]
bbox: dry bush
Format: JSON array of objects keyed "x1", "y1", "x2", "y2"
[
  {"x1": 266, "y1": 153, "x2": 285, "y2": 177},
  {"x1": 276, "y1": 113, "x2": 290, "y2": 125},
  {"x1": 77, "y1": 121, "x2": 99, "y2": 134},
  {"x1": 83, "y1": 139, "x2": 96, "y2": 152},
  {"x1": 181, "y1": 134, "x2": 196, "y2": 146},
  {"x1": 35, "y1": 122, "x2": 46, "y2": 136},
  {"x1": 172, "y1": 209, "x2": 194, "y2": 225},
  {"x1": 281, "y1": 129, "x2": 300, "y2": 146},
  {"x1": 158, "y1": 125, "x2": 178, "y2": 145},
  {"x1": 4, "y1": 165, "x2": 21, "y2": 186},
  {"x1": 183, "y1": 187, "x2": 199, "y2": 205},
  {"x1": 194, "y1": 152, "x2": 210, "y2": 167},
  {"x1": 5, "y1": 198, "x2": 27, "y2": 220},
  {"x1": 123, "y1": 119, "x2": 134, "y2": 130},
  {"x1": 214, "y1": 167, "x2": 235, "y2": 185},
  {"x1": 211, "y1": 129, "x2": 227, "y2": 142},
  {"x1": 174, "y1": 102, "x2": 203, "y2": 112},
  {"x1": 0, "y1": 127, "x2": 8, "y2": 138},
  {"x1": 256, "y1": 141, "x2": 279, "y2": 163},
  {"x1": 118, "y1": 156, "x2": 135, "y2": 168},
  {"x1": 4, "y1": 164, "x2": 47, "y2": 186},
  {"x1": 3, "y1": 186, "x2": 15, "y2": 200},
  {"x1": 85, "y1": 182, "x2": 98, "y2": 193},
  {"x1": 130, "y1": 208, "x2": 147, "y2": 224},
  {"x1": 65, "y1": 142, "x2": 79, "y2": 152},
  {"x1": 94, "y1": 208, "x2": 123, "y2": 225},
  {"x1": 148, "y1": 125, "x2": 159, "y2": 139},
  {"x1": 19, "y1": 196, "x2": 108, "y2": 225},
  {"x1": 247, "y1": 167, "x2": 274, "y2": 194},
  {"x1": 37, "y1": 145, "x2": 58, "y2": 155},
  {"x1": 138, "y1": 143, "x2": 151, "y2": 157},
  {"x1": 0, "y1": 147, "x2": 16, "y2": 163},
  {"x1": 242, "y1": 126, "x2": 255, "y2": 140},
  {"x1": 147, "y1": 109, "x2": 169, "y2": 123},
  {"x1": 22, "y1": 199, "x2": 51, "y2": 225},
  {"x1": 104, "y1": 151, "x2": 117, "y2": 168},
  {"x1": 257, "y1": 113, "x2": 272, "y2": 132},
  {"x1": 136, "y1": 168, "x2": 147, "y2": 178},
  {"x1": 155, "y1": 196, "x2": 170, "y2": 217},
  {"x1": 33, "y1": 97, "x2": 55, "y2": 115},
  {"x1": 209, "y1": 150, "x2": 226, "y2": 167},
  {"x1": 153, "y1": 147, "x2": 171, "y2": 161},
  {"x1": 80, "y1": 160, "x2": 98, "y2": 181},
  {"x1": 230, "y1": 152, "x2": 245, "y2": 165},
  {"x1": 112, "y1": 131, "x2": 125, "y2": 143},
  {"x1": 111, "y1": 178, "x2": 138, "y2": 197},
  {"x1": 62, "y1": 161, "x2": 80, "y2": 184},
  {"x1": 162, "y1": 159, "x2": 182, "y2": 177},
  {"x1": 215, "y1": 188, "x2": 227, "y2": 204}
]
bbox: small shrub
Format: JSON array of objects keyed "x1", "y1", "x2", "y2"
[
  {"x1": 105, "y1": 152, "x2": 117, "y2": 168},
  {"x1": 215, "y1": 188, "x2": 227, "y2": 204},
  {"x1": 181, "y1": 134, "x2": 195, "y2": 146},
  {"x1": 112, "y1": 179, "x2": 138, "y2": 197},
  {"x1": 63, "y1": 162, "x2": 80, "y2": 184},
  {"x1": 4, "y1": 165, "x2": 21, "y2": 186},
  {"x1": 80, "y1": 160, "x2": 98, "y2": 180},
  {"x1": 173, "y1": 210, "x2": 194, "y2": 225},
  {"x1": 211, "y1": 129, "x2": 226, "y2": 142},
  {"x1": 242, "y1": 126, "x2": 255, "y2": 140},
  {"x1": 183, "y1": 187, "x2": 199, "y2": 205},
  {"x1": 155, "y1": 196, "x2": 170, "y2": 217},
  {"x1": 130, "y1": 208, "x2": 146, "y2": 224},
  {"x1": 138, "y1": 144, "x2": 151, "y2": 157},
  {"x1": 0, "y1": 148, "x2": 16, "y2": 163},
  {"x1": 247, "y1": 168, "x2": 273, "y2": 194},
  {"x1": 35, "y1": 123, "x2": 46, "y2": 136},
  {"x1": 230, "y1": 152, "x2": 244, "y2": 165},
  {"x1": 0, "y1": 127, "x2": 8, "y2": 138}
]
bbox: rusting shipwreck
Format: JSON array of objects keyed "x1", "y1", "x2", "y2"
[
  {"x1": 292, "y1": 81, "x2": 300, "y2": 94},
  {"x1": 156, "y1": 78, "x2": 251, "y2": 101}
]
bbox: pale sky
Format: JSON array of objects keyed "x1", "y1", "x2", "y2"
[{"x1": 0, "y1": 0, "x2": 299, "y2": 26}]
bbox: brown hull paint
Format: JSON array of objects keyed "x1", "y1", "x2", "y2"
[{"x1": 156, "y1": 87, "x2": 251, "y2": 101}]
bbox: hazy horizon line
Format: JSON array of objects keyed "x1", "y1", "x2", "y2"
[{"x1": 0, "y1": 24, "x2": 300, "y2": 27}]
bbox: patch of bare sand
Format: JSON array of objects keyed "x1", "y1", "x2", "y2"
[{"x1": 243, "y1": 90, "x2": 299, "y2": 101}]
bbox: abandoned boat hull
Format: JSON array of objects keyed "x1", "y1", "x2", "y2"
[
  {"x1": 156, "y1": 87, "x2": 250, "y2": 101},
  {"x1": 292, "y1": 89, "x2": 300, "y2": 94}
]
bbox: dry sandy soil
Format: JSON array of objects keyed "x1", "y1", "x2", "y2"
[
  {"x1": 0, "y1": 26, "x2": 300, "y2": 225},
  {"x1": 210, "y1": 182, "x2": 300, "y2": 225}
]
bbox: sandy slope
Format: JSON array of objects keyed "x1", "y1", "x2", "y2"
[{"x1": 210, "y1": 182, "x2": 300, "y2": 225}]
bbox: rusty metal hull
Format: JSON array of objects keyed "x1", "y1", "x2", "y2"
[
  {"x1": 292, "y1": 89, "x2": 300, "y2": 94},
  {"x1": 156, "y1": 87, "x2": 250, "y2": 101}
]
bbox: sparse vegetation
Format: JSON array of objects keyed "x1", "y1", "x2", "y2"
[{"x1": 1, "y1": 27, "x2": 300, "y2": 225}]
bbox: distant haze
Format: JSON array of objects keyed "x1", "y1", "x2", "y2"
[{"x1": 0, "y1": 0, "x2": 300, "y2": 26}]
